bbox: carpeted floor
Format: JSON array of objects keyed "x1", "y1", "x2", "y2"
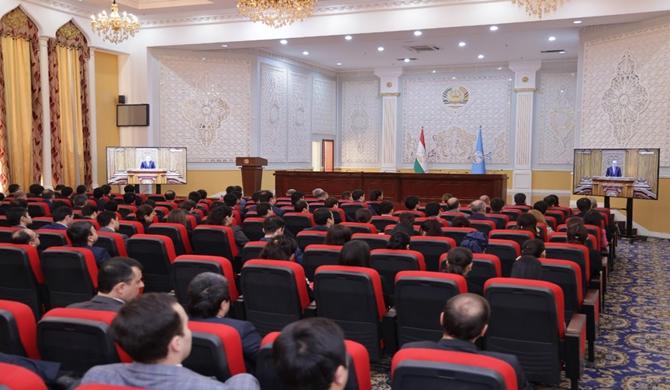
[{"x1": 370, "y1": 238, "x2": 670, "y2": 389}]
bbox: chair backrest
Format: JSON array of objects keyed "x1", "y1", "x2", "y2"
[
  {"x1": 468, "y1": 253, "x2": 502, "y2": 295},
  {"x1": 27, "y1": 217, "x2": 52, "y2": 230},
  {"x1": 439, "y1": 212, "x2": 466, "y2": 222},
  {"x1": 95, "y1": 231, "x2": 128, "y2": 257},
  {"x1": 147, "y1": 222, "x2": 193, "y2": 255},
  {"x1": 191, "y1": 225, "x2": 238, "y2": 260},
  {"x1": 36, "y1": 229, "x2": 70, "y2": 251},
  {"x1": 330, "y1": 208, "x2": 346, "y2": 224},
  {"x1": 118, "y1": 220, "x2": 144, "y2": 237},
  {"x1": 0, "y1": 362, "x2": 47, "y2": 390},
  {"x1": 470, "y1": 219, "x2": 496, "y2": 236},
  {"x1": 183, "y1": 321, "x2": 246, "y2": 381},
  {"x1": 485, "y1": 213, "x2": 510, "y2": 228},
  {"x1": 545, "y1": 242, "x2": 591, "y2": 293},
  {"x1": 370, "y1": 216, "x2": 399, "y2": 232},
  {"x1": 172, "y1": 255, "x2": 238, "y2": 306},
  {"x1": 489, "y1": 229, "x2": 535, "y2": 247},
  {"x1": 126, "y1": 234, "x2": 177, "y2": 292},
  {"x1": 394, "y1": 271, "x2": 466, "y2": 346},
  {"x1": 391, "y1": 348, "x2": 517, "y2": 390},
  {"x1": 27, "y1": 202, "x2": 51, "y2": 218},
  {"x1": 484, "y1": 239, "x2": 521, "y2": 277},
  {"x1": 239, "y1": 241, "x2": 268, "y2": 272},
  {"x1": 540, "y1": 258, "x2": 584, "y2": 320},
  {"x1": 545, "y1": 209, "x2": 565, "y2": 224},
  {"x1": 38, "y1": 308, "x2": 126, "y2": 375},
  {"x1": 409, "y1": 236, "x2": 456, "y2": 272},
  {"x1": 0, "y1": 300, "x2": 39, "y2": 359},
  {"x1": 340, "y1": 203, "x2": 364, "y2": 222},
  {"x1": 0, "y1": 244, "x2": 44, "y2": 318},
  {"x1": 393, "y1": 210, "x2": 425, "y2": 218},
  {"x1": 241, "y1": 217, "x2": 265, "y2": 241},
  {"x1": 240, "y1": 259, "x2": 311, "y2": 336},
  {"x1": 351, "y1": 233, "x2": 390, "y2": 250},
  {"x1": 117, "y1": 204, "x2": 137, "y2": 217},
  {"x1": 370, "y1": 249, "x2": 425, "y2": 305},
  {"x1": 283, "y1": 212, "x2": 315, "y2": 236},
  {"x1": 296, "y1": 230, "x2": 327, "y2": 250},
  {"x1": 41, "y1": 247, "x2": 98, "y2": 308},
  {"x1": 440, "y1": 227, "x2": 477, "y2": 245},
  {"x1": 302, "y1": 244, "x2": 342, "y2": 280},
  {"x1": 340, "y1": 222, "x2": 378, "y2": 234}
]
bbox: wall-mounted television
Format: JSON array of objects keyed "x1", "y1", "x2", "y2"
[
  {"x1": 106, "y1": 147, "x2": 187, "y2": 185},
  {"x1": 117, "y1": 104, "x2": 149, "y2": 127},
  {"x1": 573, "y1": 148, "x2": 660, "y2": 200}
]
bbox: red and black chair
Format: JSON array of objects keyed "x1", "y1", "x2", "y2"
[
  {"x1": 296, "y1": 230, "x2": 327, "y2": 251},
  {"x1": 239, "y1": 241, "x2": 268, "y2": 271},
  {"x1": 37, "y1": 308, "x2": 130, "y2": 376},
  {"x1": 314, "y1": 266, "x2": 387, "y2": 360},
  {"x1": 283, "y1": 212, "x2": 315, "y2": 236},
  {"x1": 409, "y1": 236, "x2": 456, "y2": 272},
  {"x1": 394, "y1": 271, "x2": 466, "y2": 346},
  {"x1": 95, "y1": 231, "x2": 128, "y2": 257},
  {"x1": 484, "y1": 278, "x2": 585, "y2": 389},
  {"x1": 441, "y1": 227, "x2": 477, "y2": 245},
  {"x1": 36, "y1": 229, "x2": 71, "y2": 251},
  {"x1": 147, "y1": 222, "x2": 193, "y2": 255},
  {"x1": 0, "y1": 300, "x2": 40, "y2": 359},
  {"x1": 28, "y1": 217, "x2": 53, "y2": 230},
  {"x1": 484, "y1": 239, "x2": 521, "y2": 277},
  {"x1": 117, "y1": 204, "x2": 137, "y2": 217},
  {"x1": 27, "y1": 202, "x2": 51, "y2": 218},
  {"x1": 256, "y1": 332, "x2": 371, "y2": 390},
  {"x1": 545, "y1": 242, "x2": 592, "y2": 294},
  {"x1": 370, "y1": 249, "x2": 425, "y2": 305},
  {"x1": 172, "y1": 255, "x2": 238, "y2": 308},
  {"x1": 351, "y1": 233, "x2": 390, "y2": 250},
  {"x1": 341, "y1": 222, "x2": 378, "y2": 234},
  {"x1": 439, "y1": 211, "x2": 467, "y2": 222},
  {"x1": 546, "y1": 209, "x2": 565, "y2": 225},
  {"x1": 240, "y1": 260, "x2": 311, "y2": 336},
  {"x1": 302, "y1": 244, "x2": 342, "y2": 280},
  {"x1": 330, "y1": 208, "x2": 346, "y2": 224},
  {"x1": 0, "y1": 244, "x2": 45, "y2": 318},
  {"x1": 126, "y1": 234, "x2": 177, "y2": 292},
  {"x1": 191, "y1": 225, "x2": 238, "y2": 261},
  {"x1": 183, "y1": 321, "x2": 247, "y2": 381},
  {"x1": 391, "y1": 348, "x2": 518, "y2": 390},
  {"x1": 41, "y1": 247, "x2": 98, "y2": 308},
  {"x1": 340, "y1": 203, "x2": 364, "y2": 222},
  {"x1": 370, "y1": 215, "x2": 399, "y2": 233},
  {"x1": 489, "y1": 229, "x2": 535, "y2": 247},
  {"x1": 118, "y1": 220, "x2": 145, "y2": 237},
  {"x1": 468, "y1": 253, "x2": 502, "y2": 295},
  {"x1": 241, "y1": 217, "x2": 265, "y2": 241},
  {"x1": 485, "y1": 214, "x2": 510, "y2": 229},
  {"x1": 500, "y1": 208, "x2": 523, "y2": 221},
  {"x1": 0, "y1": 362, "x2": 47, "y2": 390}
]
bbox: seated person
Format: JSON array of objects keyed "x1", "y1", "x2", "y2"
[
  {"x1": 312, "y1": 188, "x2": 329, "y2": 201},
  {"x1": 479, "y1": 195, "x2": 491, "y2": 212},
  {"x1": 140, "y1": 155, "x2": 156, "y2": 169},
  {"x1": 521, "y1": 239, "x2": 545, "y2": 258},
  {"x1": 338, "y1": 240, "x2": 370, "y2": 267},
  {"x1": 261, "y1": 216, "x2": 286, "y2": 241},
  {"x1": 575, "y1": 197, "x2": 592, "y2": 216},
  {"x1": 450, "y1": 216, "x2": 471, "y2": 228},
  {"x1": 259, "y1": 235, "x2": 298, "y2": 261},
  {"x1": 510, "y1": 255, "x2": 543, "y2": 280},
  {"x1": 290, "y1": 191, "x2": 305, "y2": 206},
  {"x1": 273, "y1": 318, "x2": 348, "y2": 390},
  {"x1": 440, "y1": 247, "x2": 473, "y2": 276},
  {"x1": 166, "y1": 208, "x2": 192, "y2": 233},
  {"x1": 387, "y1": 231, "x2": 410, "y2": 250},
  {"x1": 73, "y1": 194, "x2": 88, "y2": 209},
  {"x1": 324, "y1": 224, "x2": 352, "y2": 246},
  {"x1": 404, "y1": 195, "x2": 421, "y2": 212},
  {"x1": 390, "y1": 213, "x2": 418, "y2": 236},
  {"x1": 258, "y1": 190, "x2": 284, "y2": 217},
  {"x1": 11, "y1": 228, "x2": 40, "y2": 247},
  {"x1": 513, "y1": 192, "x2": 527, "y2": 206},
  {"x1": 424, "y1": 202, "x2": 441, "y2": 218},
  {"x1": 80, "y1": 293, "x2": 259, "y2": 389},
  {"x1": 468, "y1": 200, "x2": 489, "y2": 221},
  {"x1": 307, "y1": 207, "x2": 334, "y2": 232},
  {"x1": 41, "y1": 206, "x2": 74, "y2": 230},
  {"x1": 351, "y1": 189, "x2": 365, "y2": 203},
  {"x1": 136, "y1": 204, "x2": 156, "y2": 230},
  {"x1": 97, "y1": 211, "x2": 127, "y2": 238},
  {"x1": 404, "y1": 293, "x2": 531, "y2": 390},
  {"x1": 444, "y1": 197, "x2": 460, "y2": 212},
  {"x1": 67, "y1": 221, "x2": 111, "y2": 266},
  {"x1": 533, "y1": 200, "x2": 548, "y2": 215},
  {"x1": 256, "y1": 202, "x2": 274, "y2": 218},
  {"x1": 378, "y1": 200, "x2": 394, "y2": 216},
  {"x1": 206, "y1": 205, "x2": 249, "y2": 248},
  {"x1": 186, "y1": 272, "x2": 261, "y2": 370},
  {"x1": 514, "y1": 213, "x2": 543, "y2": 240},
  {"x1": 79, "y1": 205, "x2": 98, "y2": 221},
  {"x1": 69, "y1": 257, "x2": 144, "y2": 311},
  {"x1": 354, "y1": 208, "x2": 373, "y2": 223},
  {"x1": 340, "y1": 191, "x2": 353, "y2": 202},
  {"x1": 528, "y1": 209, "x2": 553, "y2": 233},
  {"x1": 368, "y1": 189, "x2": 383, "y2": 215},
  {"x1": 294, "y1": 200, "x2": 309, "y2": 214},
  {"x1": 567, "y1": 221, "x2": 602, "y2": 276},
  {"x1": 490, "y1": 197, "x2": 505, "y2": 214},
  {"x1": 419, "y1": 219, "x2": 443, "y2": 237},
  {"x1": 6, "y1": 207, "x2": 32, "y2": 228}
]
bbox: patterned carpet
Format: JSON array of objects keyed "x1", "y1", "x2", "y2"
[{"x1": 371, "y1": 238, "x2": 670, "y2": 389}]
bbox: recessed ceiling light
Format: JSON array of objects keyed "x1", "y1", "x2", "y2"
[
  {"x1": 377, "y1": 46, "x2": 385, "y2": 52},
  {"x1": 403, "y1": 58, "x2": 411, "y2": 63},
  {"x1": 201, "y1": 57, "x2": 206, "y2": 61},
  {"x1": 548, "y1": 36, "x2": 557, "y2": 42},
  {"x1": 302, "y1": 51, "x2": 309, "y2": 56},
  {"x1": 477, "y1": 54, "x2": 485, "y2": 59},
  {"x1": 432, "y1": 70, "x2": 437, "y2": 74},
  {"x1": 458, "y1": 41, "x2": 467, "y2": 48},
  {"x1": 508, "y1": 78, "x2": 513, "y2": 81},
  {"x1": 345, "y1": 35, "x2": 353, "y2": 41},
  {"x1": 413, "y1": 30, "x2": 423, "y2": 37},
  {"x1": 559, "y1": 50, "x2": 566, "y2": 54},
  {"x1": 497, "y1": 66, "x2": 503, "y2": 70},
  {"x1": 336, "y1": 62, "x2": 342, "y2": 66},
  {"x1": 573, "y1": 20, "x2": 583, "y2": 24},
  {"x1": 451, "y1": 76, "x2": 457, "y2": 80},
  {"x1": 280, "y1": 39, "x2": 288, "y2": 45},
  {"x1": 489, "y1": 25, "x2": 499, "y2": 31},
  {"x1": 221, "y1": 44, "x2": 228, "y2": 48}
]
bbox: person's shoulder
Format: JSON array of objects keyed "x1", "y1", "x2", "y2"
[
  {"x1": 175, "y1": 366, "x2": 257, "y2": 389},
  {"x1": 402, "y1": 340, "x2": 439, "y2": 349},
  {"x1": 81, "y1": 363, "x2": 125, "y2": 383}
]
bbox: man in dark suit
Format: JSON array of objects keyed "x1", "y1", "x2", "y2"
[
  {"x1": 67, "y1": 221, "x2": 111, "y2": 266},
  {"x1": 97, "y1": 211, "x2": 127, "y2": 239},
  {"x1": 69, "y1": 257, "x2": 144, "y2": 311},
  {"x1": 41, "y1": 206, "x2": 74, "y2": 230},
  {"x1": 140, "y1": 155, "x2": 156, "y2": 169},
  {"x1": 605, "y1": 160, "x2": 622, "y2": 177},
  {"x1": 306, "y1": 207, "x2": 333, "y2": 232},
  {"x1": 469, "y1": 199, "x2": 504, "y2": 229},
  {"x1": 404, "y1": 293, "x2": 531, "y2": 390}
]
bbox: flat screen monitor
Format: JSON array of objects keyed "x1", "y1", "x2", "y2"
[
  {"x1": 117, "y1": 104, "x2": 149, "y2": 127},
  {"x1": 573, "y1": 148, "x2": 660, "y2": 200},
  {"x1": 106, "y1": 147, "x2": 187, "y2": 185}
]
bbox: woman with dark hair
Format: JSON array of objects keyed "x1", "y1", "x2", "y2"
[
  {"x1": 338, "y1": 240, "x2": 371, "y2": 267},
  {"x1": 206, "y1": 205, "x2": 249, "y2": 248},
  {"x1": 135, "y1": 204, "x2": 156, "y2": 230},
  {"x1": 511, "y1": 255, "x2": 543, "y2": 280},
  {"x1": 419, "y1": 219, "x2": 443, "y2": 237},
  {"x1": 567, "y1": 221, "x2": 602, "y2": 278},
  {"x1": 387, "y1": 231, "x2": 410, "y2": 250},
  {"x1": 515, "y1": 213, "x2": 543, "y2": 240},
  {"x1": 186, "y1": 272, "x2": 260, "y2": 370},
  {"x1": 259, "y1": 235, "x2": 298, "y2": 260},
  {"x1": 450, "y1": 216, "x2": 471, "y2": 228},
  {"x1": 166, "y1": 208, "x2": 191, "y2": 232},
  {"x1": 325, "y1": 224, "x2": 352, "y2": 245},
  {"x1": 441, "y1": 247, "x2": 473, "y2": 276}
]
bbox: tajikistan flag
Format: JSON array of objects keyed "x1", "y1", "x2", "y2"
[{"x1": 413, "y1": 127, "x2": 428, "y2": 173}]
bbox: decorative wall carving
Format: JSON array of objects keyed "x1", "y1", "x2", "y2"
[
  {"x1": 259, "y1": 62, "x2": 288, "y2": 162},
  {"x1": 157, "y1": 54, "x2": 251, "y2": 163},
  {"x1": 312, "y1": 77, "x2": 336, "y2": 135},
  {"x1": 581, "y1": 22, "x2": 670, "y2": 166},
  {"x1": 287, "y1": 70, "x2": 311, "y2": 163},
  {"x1": 536, "y1": 72, "x2": 577, "y2": 165},
  {"x1": 341, "y1": 79, "x2": 381, "y2": 164},
  {"x1": 401, "y1": 70, "x2": 513, "y2": 165}
]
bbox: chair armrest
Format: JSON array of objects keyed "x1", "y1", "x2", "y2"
[
  {"x1": 382, "y1": 308, "x2": 398, "y2": 355},
  {"x1": 581, "y1": 289, "x2": 600, "y2": 363},
  {"x1": 565, "y1": 313, "x2": 586, "y2": 385}
]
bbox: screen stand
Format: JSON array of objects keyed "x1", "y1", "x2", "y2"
[
  {"x1": 621, "y1": 198, "x2": 645, "y2": 242},
  {"x1": 156, "y1": 184, "x2": 162, "y2": 194},
  {"x1": 603, "y1": 196, "x2": 610, "y2": 209}
]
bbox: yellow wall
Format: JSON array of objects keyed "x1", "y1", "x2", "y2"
[
  {"x1": 94, "y1": 51, "x2": 119, "y2": 185},
  {"x1": 161, "y1": 169, "x2": 276, "y2": 196}
]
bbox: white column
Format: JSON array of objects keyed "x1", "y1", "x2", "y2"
[
  {"x1": 39, "y1": 37, "x2": 52, "y2": 188},
  {"x1": 374, "y1": 68, "x2": 402, "y2": 172},
  {"x1": 88, "y1": 50, "x2": 98, "y2": 187},
  {"x1": 509, "y1": 61, "x2": 541, "y2": 201}
]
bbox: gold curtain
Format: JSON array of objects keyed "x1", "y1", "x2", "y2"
[
  {"x1": 1, "y1": 36, "x2": 33, "y2": 188},
  {"x1": 56, "y1": 45, "x2": 84, "y2": 185}
]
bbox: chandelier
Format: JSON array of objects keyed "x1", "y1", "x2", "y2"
[
  {"x1": 512, "y1": 0, "x2": 566, "y2": 18},
  {"x1": 90, "y1": 0, "x2": 140, "y2": 44},
  {"x1": 237, "y1": 0, "x2": 318, "y2": 28}
]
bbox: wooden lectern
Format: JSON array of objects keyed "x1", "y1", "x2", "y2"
[{"x1": 235, "y1": 157, "x2": 268, "y2": 194}]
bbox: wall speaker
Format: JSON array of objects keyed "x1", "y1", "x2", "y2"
[{"x1": 118, "y1": 95, "x2": 126, "y2": 104}]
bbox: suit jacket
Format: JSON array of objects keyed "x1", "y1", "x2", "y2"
[
  {"x1": 81, "y1": 362, "x2": 259, "y2": 390},
  {"x1": 140, "y1": 160, "x2": 156, "y2": 169},
  {"x1": 0, "y1": 352, "x2": 61, "y2": 383},
  {"x1": 231, "y1": 225, "x2": 250, "y2": 249},
  {"x1": 605, "y1": 166, "x2": 622, "y2": 177},
  {"x1": 68, "y1": 295, "x2": 124, "y2": 312},
  {"x1": 193, "y1": 316, "x2": 261, "y2": 371},
  {"x1": 403, "y1": 339, "x2": 532, "y2": 390},
  {"x1": 40, "y1": 223, "x2": 67, "y2": 230}
]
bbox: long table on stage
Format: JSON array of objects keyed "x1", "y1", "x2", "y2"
[{"x1": 274, "y1": 171, "x2": 507, "y2": 203}]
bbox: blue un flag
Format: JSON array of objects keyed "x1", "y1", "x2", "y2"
[{"x1": 471, "y1": 127, "x2": 486, "y2": 174}]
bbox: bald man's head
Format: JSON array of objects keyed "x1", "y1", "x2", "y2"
[
  {"x1": 441, "y1": 293, "x2": 490, "y2": 341},
  {"x1": 470, "y1": 200, "x2": 486, "y2": 214},
  {"x1": 447, "y1": 197, "x2": 460, "y2": 210}
]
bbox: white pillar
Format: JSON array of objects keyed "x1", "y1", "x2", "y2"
[
  {"x1": 509, "y1": 61, "x2": 541, "y2": 201},
  {"x1": 88, "y1": 50, "x2": 98, "y2": 187},
  {"x1": 39, "y1": 37, "x2": 52, "y2": 188},
  {"x1": 374, "y1": 68, "x2": 402, "y2": 172}
]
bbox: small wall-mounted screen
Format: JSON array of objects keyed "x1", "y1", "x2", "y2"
[{"x1": 117, "y1": 104, "x2": 149, "y2": 127}]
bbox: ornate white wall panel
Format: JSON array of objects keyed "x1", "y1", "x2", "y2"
[
  {"x1": 312, "y1": 78, "x2": 337, "y2": 135},
  {"x1": 341, "y1": 79, "x2": 381, "y2": 164},
  {"x1": 260, "y1": 63, "x2": 288, "y2": 162},
  {"x1": 157, "y1": 54, "x2": 251, "y2": 162},
  {"x1": 536, "y1": 72, "x2": 577, "y2": 165},
  {"x1": 400, "y1": 71, "x2": 512, "y2": 165},
  {"x1": 287, "y1": 71, "x2": 311, "y2": 163},
  {"x1": 581, "y1": 22, "x2": 670, "y2": 166},
  {"x1": 514, "y1": 92, "x2": 533, "y2": 168}
]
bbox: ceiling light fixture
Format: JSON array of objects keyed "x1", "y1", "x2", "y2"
[
  {"x1": 403, "y1": 58, "x2": 411, "y2": 63},
  {"x1": 377, "y1": 46, "x2": 385, "y2": 52},
  {"x1": 512, "y1": 0, "x2": 566, "y2": 19},
  {"x1": 489, "y1": 25, "x2": 499, "y2": 31},
  {"x1": 302, "y1": 50, "x2": 309, "y2": 55},
  {"x1": 478, "y1": 54, "x2": 485, "y2": 59},
  {"x1": 452, "y1": 76, "x2": 457, "y2": 80},
  {"x1": 90, "y1": 0, "x2": 140, "y2": 44},
  {"x1": 345, "y1": 35, "x2": 353, "y2": 41},
  {"x1": 221, "y1": 44, "x2": 228, "y2": 47},
  {"x1": 280, "y1": 39, "x2": 288, "y2": 45},
  {"x1": 237, "y1": 0, "x2": 317, "y2": 28},
  {"x1": 432, "y1": 70, "x2": 437, "y2": 73},
  {"x1": 336, "y1": 62, "x2": 342, "y2": 66},
  {"x1": 413, "y1": 30, "x2": 423, "y2": 37},
  {"x1": 458, "y1": 41, "x2": 467, "y2": 47},
  {"x1": 559, "y1": 50, "x2": 566, "y2": 54},
  {"x1": 548, "y1": 36, "x2": 557, "y2": 41},
  {"x1": 573, "y1": 20, "x2": 583, "y2": 24},
  {"x1": 497, "y1": 66, "x2": 503, "y2": 70}
]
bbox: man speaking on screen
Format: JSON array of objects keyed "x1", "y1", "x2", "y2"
[
  {"x1": 140, "y1": 155, "x2": 156, "y2": 169},
  {"x1": 605, "y1": 160, "x2": 622, "y2": 177}
]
